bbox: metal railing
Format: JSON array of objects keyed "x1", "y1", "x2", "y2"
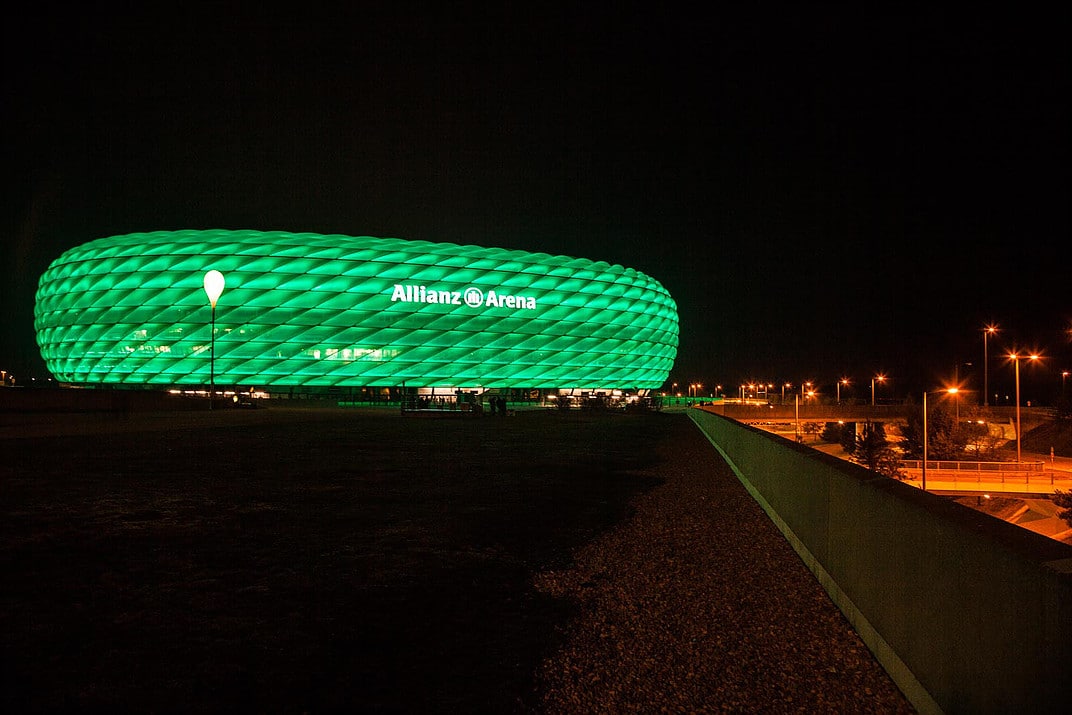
[{"x1": 900, "y1": 460, "x2": 1045, "y2": 473}]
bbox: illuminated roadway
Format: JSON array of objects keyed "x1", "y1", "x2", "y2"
[{"x1": 703, "y1": 402, "x2": 1071, "y2": 497}]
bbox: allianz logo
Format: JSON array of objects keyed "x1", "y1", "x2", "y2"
[{"x1": 391, "y1": 284, "x2": 537, "y2": 310}]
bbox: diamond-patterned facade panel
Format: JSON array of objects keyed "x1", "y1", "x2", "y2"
[{"x1": 35, "y1": 230, "x2": 679, "y2": 389}]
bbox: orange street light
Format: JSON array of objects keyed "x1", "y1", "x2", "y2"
[
  {"x1": 1007, "y1": 352, "x2": 1040, "y2": 464},
  {"x1": 837, "y1": 377, "x2": 850, "y2": 405},
  {"x1": 921, "y1": 387, "x2": 961, "y2": 491},
  {"x1": 871, "y1": 374, "x2": 887, "y2": 406},
  {"x1": 983, "y1": 324, "x2": 999, "y2": 407}
]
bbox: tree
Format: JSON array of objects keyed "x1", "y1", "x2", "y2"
[
  {"x1": 1054, "y1": 490, "x2": 1072, "y2": 528},
  {"x1": 839, "y1": 422, "x2": 858, "y2": 455},
  {"x1": 850, "y1": 420, "x2": 905, "y2": 480},
  {"x1": 820, "y1": 422, "x2": 843, "y2": 443},
  {"x1": 899, "y1": 405, "x2": 969, "y2": 461}
]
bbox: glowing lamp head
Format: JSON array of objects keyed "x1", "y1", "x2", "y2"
[{"x1": 203, "y1": 270, "x2": 226, "y2": 308}]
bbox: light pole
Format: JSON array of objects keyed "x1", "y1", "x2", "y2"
[
  {"x1": 204, "y1": 270, "x2": 226, "y2": 410},
  {"x1": 983, "y1": 324, "x2": 998, "y2": 407},
  {"x1": 871, "y1": 374, "x2": 886, "y2": 406},
  {"x1": 794, "y1": 394, "x2": 800, "y2": 442},
  {"x1": 837, "y1": 378, "x2": 849, "y2": 405},
  {"x1": 1062, "y1": 371, "x2": 1069, "y2": 396},
  {"x1": 922, "y1": 391, "x2": 928, "y2": 491},
  {"x1": 921, "y1": 387, "x2": 959, "y2": 491},
  {"x1": 1008, "y1": 352, "x2": 1039, "y2": 465}
]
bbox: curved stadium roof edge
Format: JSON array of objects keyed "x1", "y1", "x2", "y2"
[{"x1": 35, "y1": 229, "x2": 679, "y2": 389}]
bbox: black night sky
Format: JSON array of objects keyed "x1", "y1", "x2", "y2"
[{"x1": 3, "y1": 6, "x2": 1069, "y2": 401}]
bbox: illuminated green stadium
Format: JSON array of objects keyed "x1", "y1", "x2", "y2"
[{"x1": 34, "y1": 230, "x2": 679, "y2": 389}]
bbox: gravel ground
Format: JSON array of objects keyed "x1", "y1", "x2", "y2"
[
  {"x1": 1, "y1": 406, "x2": 915, "y2": 712},
  {"x1": 532, "y1": 414, "x2": 916, "y2": 713}
]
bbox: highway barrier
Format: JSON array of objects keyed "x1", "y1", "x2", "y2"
[{"x1": 690, "y1": 408, "x2": 1072, "y2": 715}]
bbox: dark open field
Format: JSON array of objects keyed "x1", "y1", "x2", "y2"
[
  {"x1": 1, "y1": 407, "x2": 664, "y2": 712},
  {"x1": 1, "y1": 405, "x2": 912, "y2": 713}
]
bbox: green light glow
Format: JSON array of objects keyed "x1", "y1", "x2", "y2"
[{"x1": 35, "y1": 230, "x2": 679, "y2": 388}]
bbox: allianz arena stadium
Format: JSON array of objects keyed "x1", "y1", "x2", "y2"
[{"x1": 34, "y1": 230, "x2": 679, "y2": 390}]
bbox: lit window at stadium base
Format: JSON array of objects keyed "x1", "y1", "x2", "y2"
[{"x1": 35, "y1": 230, "x2": 679, "y2": 390}]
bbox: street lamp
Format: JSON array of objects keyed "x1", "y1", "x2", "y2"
[
  {"x1": 837, "y1": 378, "x2": 849, "y2": 405},
  {"x1": 871, "y1": 374, "x2": 886, "y2": 406},
  {"x1": 921, "y1": 387, "x2": 960, "y2": 491},
  {"x1": 1007, "y1": 352, "x2": 1040, "y2": 465},
  {"x1": 983, "y1": 324, "x2": 998, "y2": 407},
  {"x1": 204, "y1": 270, "x2": 226, "y2": 410}
]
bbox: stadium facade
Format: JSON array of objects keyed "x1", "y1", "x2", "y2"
[{"x1": 34, "y1": 230, "x2": 679, "y2": 391}]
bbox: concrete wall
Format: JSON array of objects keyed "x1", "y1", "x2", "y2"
[{"x1": 689, "y1": 408, "x2": 1072, "y2": 714}]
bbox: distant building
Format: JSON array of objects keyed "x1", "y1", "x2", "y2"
[{"x1": 34, "y1": 230, "x2": 678, "y2": 391}]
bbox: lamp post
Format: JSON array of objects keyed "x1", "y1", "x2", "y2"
[
  {"x1": 204, "y1": 270, "x2": 226, "y2": 410},
  {"x1": 1008, "y1": 352, "x2": 1040, "y2": 465},
  {"x1": 983, "y1": 324, "x2": 998, "y2": 407},
  {"x1": 921, "y1": 387, "x2": 959, "y2": 491},
  {"x1": 922, "y1": 391, "x2": 928, "y2": 491},
  {"x1": 837, "y1": 378, "x2": 849, "y2": 405},
  {"x1": 794, "y1": 394, "x2": 800, "y2": 442},
  {"x1": 871, "y1": 374, "x2": 886, "y2": 406}
]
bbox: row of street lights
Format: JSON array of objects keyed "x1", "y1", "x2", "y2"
[
  {"x1": 670, "y1": 382, "x2": 721, "y2": 398},
  {"x1": 732, "y1": 375, "x2": 888, "y2": 405},
  {"x1": 920, "y1": 350, "x2": 1041, "y2": 490}
]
